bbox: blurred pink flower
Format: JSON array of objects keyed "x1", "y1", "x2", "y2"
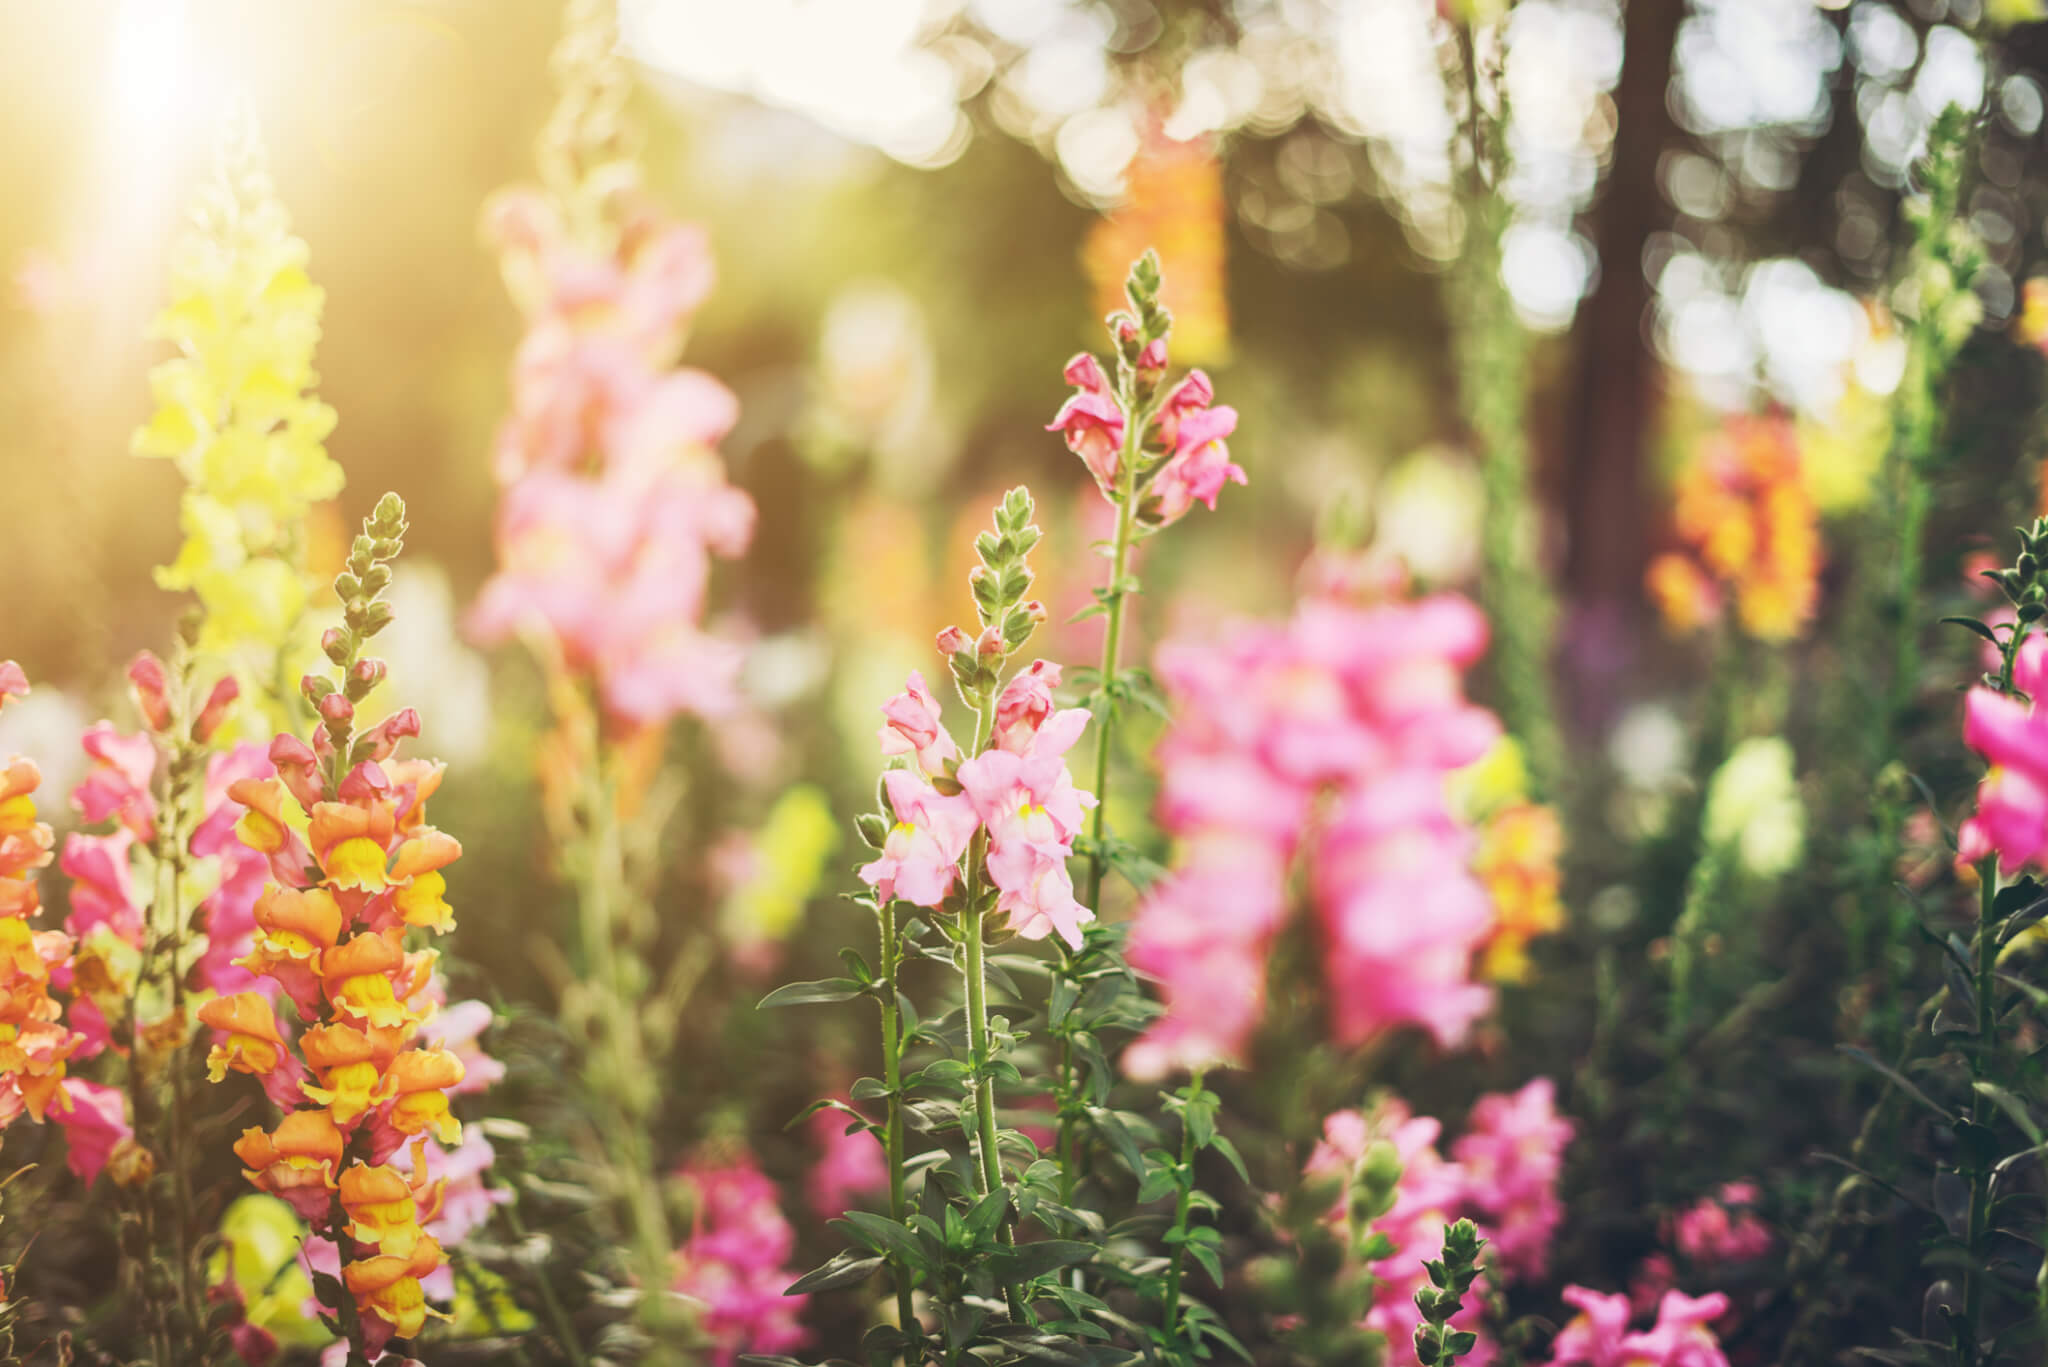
[
  {"x1": 469, "y1": 188, "x2": 752, "y2": 728},
  {"x1": 1127, "y1": 583, "x2": 1501, "y2": 1074},
  {"x1": 1307, "y1": 1100, "x2": 1493, "y2": 1367},
  {"x1": 53, "y1": 1077, "x2": 129, "y2": 1187},
  {"x1": 1959, "y1": 634, "x2": 2048, "y2": 872},
  {"x1": 673, "y1": 1152, "x2": 810, "y2": 1366},
  {"x1": 805, "y1": 1105, "x2": 887, "y2": 1218},
  {"x1": 1543, "y1": 1286, "x2": 1730, "y2": 1367},
  {"x1": 1452, "y1": 1078, "x2": 1574, "y2": 1280},
  {"x1": 1668, "y1": 1182, "x2": 1773, "y2": 1267},
  {"x1": 72, "y1": 723, "x2": 156, "y2": 842}
]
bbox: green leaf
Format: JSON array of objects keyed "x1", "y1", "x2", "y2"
[
  {"x1": 987, "y1": 1239, "x2": 1097, "y2": 1282},
  {"x1": 1088, "y1": 1107, "x2": 1147, "y2": 1179},
  {"x1": 758, "y1": 978, "x2": 866, "y2": 1009},
  {"x1": 1838, "y1": 1045, "x2": 1955, "y2": 1122},
  {"x1": 1943, "y1": 616, "x2": 2001, "y2": 645},
  {"x1": 1208, "y1": 1133, "x2": 1250, "y2": 1186},
  {"x1": 1049, "y1": 977, "x2": 1080, "y2": 1029},
  {"x1": 839, "y1": 1212, "x2": 925, "y2": 1267},
  {"x1": 786, "y1": 1251, "x2": 885, "y2": 1294}
]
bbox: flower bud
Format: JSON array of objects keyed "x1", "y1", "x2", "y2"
[
  {"x1": 976, "y1": 626, "x2": 1004, "y2": 657},
  {"x1": 1137, "y1": 338, "x2": 1167, "y2": 377},
  {"x1": 318, "y1": 693, "x2": 354, "y2": 726},
  {"x1": 935, "y1": 626, "x2": 970, "y2": 656},
  {"x1": 192, "y1": 675, "x2": 240, "y2": 743},
  {"x1": 108, "y1": 1137, "x2": 157, "y2": 1189},
  {"x1": 128, "y1": 652, "x2": 172, "y2": 732},
  {"x1": 321, "y1": 628, "x2": 350, "y2": 664}
]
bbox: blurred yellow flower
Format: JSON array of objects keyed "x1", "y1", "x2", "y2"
[
  {"x1": 1451, "y1": 737, "x2": 1566, "y2": 982},
  {"x1": 721, "y1": 784, "x2": 839, "y2": 950},
  {"x1": 132, "y1": 119, "x2": 343, "y2": 728}
]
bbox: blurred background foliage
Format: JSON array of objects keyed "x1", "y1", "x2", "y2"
[{"x1": 8, "y1": 0, "x2": 2048, "y2": 1353}]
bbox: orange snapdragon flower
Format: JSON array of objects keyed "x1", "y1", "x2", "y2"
[
  {"x1": 1473, "y1": 803, "x2": 1567, "y2": 983},
  {"x1": 1646, "y1": 414, "x2": 1822, "y2": 643},
  {"x1": 211, "y1": 603, "x2": 475, "y2": 1352},
  {"x1": 0, "y1": 669, "x2": 86, "y2": 1128}
]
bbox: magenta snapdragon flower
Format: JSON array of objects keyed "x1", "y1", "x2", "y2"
[
  {"x1": 1126, "y1": 576, "x2": 1503, "y2": 1076},
  {"x1": 1959, "y1": 634, "x2": 2048, "y2": 872}
]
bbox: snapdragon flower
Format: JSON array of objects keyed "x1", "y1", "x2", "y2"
[
  {"x1": 672, "y1": 1151, "x2": 810, "y2": 1365},
  {"x1": 467, "y1": 186, "x2": 755, "y2": 728},
  {"x1": 1126, "y1": 573, "x2": 1505, "y2": 1076}
]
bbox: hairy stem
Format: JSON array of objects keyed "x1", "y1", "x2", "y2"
[
  {"x1": 579, "y1": 757, "x2": 681, "y2": 1359},
  {"x1": 879, "y1": 898, "x2": 919, "y2": 1349},
  {"x1": 1159, "y1": 1075, "x2": 1203, "y2": 1345},
  {"x1": 1962, "y1": 856, "x2": 1998, "y2": 1355},
  {"x1": 958, "y1": 699, "x2": 1025, "y2": 1320}
]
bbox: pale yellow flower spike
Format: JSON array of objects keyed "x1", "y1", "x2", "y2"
[{"x1": 132, "y1": 112, "x2": 345, "y2": 729}]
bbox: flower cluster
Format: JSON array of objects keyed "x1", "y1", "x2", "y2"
[
  {"x1": 129, "y1": 122, "x2": 344, "y2": 700},
  {"x1": 1049, "y1": 253, "x2": 1243, "y2": 528},
  {"x1": 467, "y1": 186, "x2": 755, "y2": 726},
  {"x1": 1540, "y1": 1286, "x2": 1730, "y2": 1367},
  {"x1": 1451, "y1": 739, "x2": 1567, "y2": 984},
  {"x1": 863, "y1": 656, "x2": 1096, "y2": 948},
  {"x1": 1959, "y1": 632, "x2": 2048, "y2": 873},
  {"x1": 1645, "y1": 413, "x2": 1822, "y2": 642},
  {"x1": 1666, "y1": 1182, "x2": 1773, "y2": 1268},
  {"x1": 0, "y1": 664, "x2": 84, "y2": 1128},
  {"x1": 60, "y1": 655, "x2": 270, "y2": 1069},
  {"x1": 207, "y1": 499, "x2": 478, "y2": 1354},
  {"x1": 1083, "y1": 126, "x2": 1231, "y2": 367},
  {"x1": 672, "y1": 1151, "x2": 810, "y2": 1366},
  {"x1": 1306, "y1": 1080, "x2": 1573, "y2": 1366},
  {"x1": 1125, "y1": 577, "x2": 1505, "y2": 1079}
]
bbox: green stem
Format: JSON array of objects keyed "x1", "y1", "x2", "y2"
[
  {"x1": 579, "y1": 759, "x2": 681, "y2": 1358},
  {"x1": 1060, "y1": 347, "x2": 1147, "y2": 1213},
  {"x1": 1159, "y1": 1075, "x2": 1203, "y2": 1346},
  {"x1": 1962, "y1": 856, "x2": 1998, "y2": 1355},
  {"x1": 879, "y1": 899, "x2": 918, "y2": 1351},
  {"x1": 958, "y1": 699, "x2": 1025, "y2": 1321},
  {"x1": 1082, "y1": 432, "x2": 1141, "y2": 913}
]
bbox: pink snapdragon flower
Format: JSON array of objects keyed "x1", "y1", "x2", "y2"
[
  {"x1": 1959, "y1": 634, "x2": 2048, "y2": 872},
  {"x1": 1127, "y1": 577, "x2": 1501, "y2": 1074},
  {"x1": 1307, "y1": 1100, "x2": 1494, "y2": 1367},
  {"x1": 1047, "y1": 353, "x2": 1125, "y2": 492},
  {"x1": 1146, "y1": 375, "x2": 1244, "y2": 525},
  {"x1": 53, "y1": 1078, "x2": 130, "y2": 1187},
  {"x1": 861, "y1": 769, "x2": 977, "y2": 908},
  {"x1": 60, "y1": 830, "x2": 142, "y2": 944},
  {"x1": 805, "y1": 1105, "x2": 888, "y2": 1218},
  {"x1": 862, "y1": 662, "x2": 1095, "y2": 941},
  {"x1": 672, "y1": 1152, "x2": 810, "y2": 1366},
  {"x1": 468, "y1": 184, "x2": 754, "y2": 728},
  {"x1": 1123, "y1": 837, "x2": 1289, "y2": 1081},
  {"x1": 73, "y1": 723, "x2": 156, "y2": 841},
  {"x1": 878, "y1": 671, "x2": 961, "y2": 777},
  {"x1": 957, "y1": 737, "x2": 1096, "y2": 948},
  {"x1": 1303, "y1": 1084, "x2": 1571, "y2": 1365},
  {"x1": 1668, "y1": 1182, "x2": 1773, "y2": 1267},
  {"x1": 1451, "y1": 1078, "x2": 1575, "y2": 1280},
  {"x1": 1543, "y1": 1287, "x2": 1731, "y2": 1367}
]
